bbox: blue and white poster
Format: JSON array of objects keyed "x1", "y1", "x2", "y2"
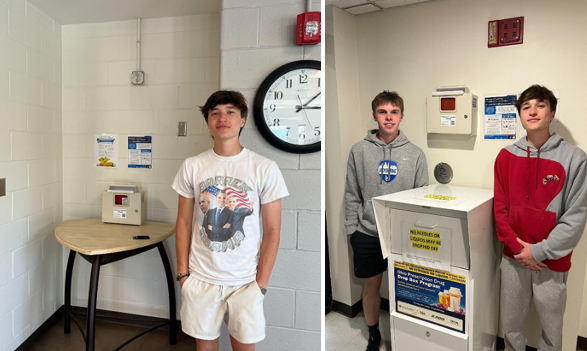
[
  {"x1": 484, "y1": 95, "x2": 517, "y2": 140},
  {"x1": 394, "y1": 261, "x2": 466, "y2": 333},
  {"x1": 128, "y1": 135, "x2": 152, "y2": 169}
]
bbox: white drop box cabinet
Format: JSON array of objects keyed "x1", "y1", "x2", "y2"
[{"x1": 372, "y1": 185, "x2": 499, "y2": 351}]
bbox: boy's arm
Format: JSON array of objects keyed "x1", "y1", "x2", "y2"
[
  {"x1": 256, "y1": 199, "x2": 282, "y2": 288},
  {"x1": 530, "y1": 158, "x2": 587, "y2": 262},
  {"x1": 344, "y1": 150, "x2": 362, "y2": 235},
  {"x1": 176, "y1": 195, "x2": 195, "y2": 287},
  {"x1": 494, "y1": 150, "x2": 524, "y2": 255},
  {"x1": 414, "y1": 152, "x2": 429, "y2": 187}
]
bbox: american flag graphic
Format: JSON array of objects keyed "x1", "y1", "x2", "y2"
[
  {"x1": 225, "y1": 187, "x2": 251, "y2": 209},
  {"x1": 203, "y1": 185, "x2": 251, "y2": 209},
  {"x1": 203, "y1": 185, "x2": 221, "y2": 197}
]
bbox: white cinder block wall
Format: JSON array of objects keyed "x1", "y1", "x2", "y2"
[
  {"x1": 0, "y1": 1, "x2": 63, "y2": 350},
  {"x1": 219, "y1": 0, "x2": 321, "y2": 350},
  {"x1": 61, "y1": 14, "x2": 220, "y2": 318}
]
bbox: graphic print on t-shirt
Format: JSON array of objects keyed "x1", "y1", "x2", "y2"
[
  {"x1": 199, "y1": 181, "x2": 254, "y2": 253},
  {"x1": 379, "y1": 160, "x2": 398, "y2": 183}
]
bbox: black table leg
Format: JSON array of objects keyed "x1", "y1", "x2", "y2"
[
  {"x1": 157, "y1": 242, "x2": 177, "y2": 345},
  {"x1": 86, "y1": 255, "x2": 102, "y2": 351},
  {"x1": 64, "y1": 250, "x2": 76, "y2": 334}
]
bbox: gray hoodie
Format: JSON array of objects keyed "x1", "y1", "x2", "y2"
[{"x1": 345, "y1": 130, "x2": 429, "y2": 237}]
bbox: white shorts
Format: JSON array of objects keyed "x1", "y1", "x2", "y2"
[{"x1": 180, "y1": 276, "x2": 266, "y2": 344}]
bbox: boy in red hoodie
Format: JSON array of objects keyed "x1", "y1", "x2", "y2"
[{"x1": 494, "y1": 85, "x2": 587, "y2": 350}]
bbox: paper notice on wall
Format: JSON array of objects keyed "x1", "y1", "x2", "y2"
[
  {"x1": 401, "y1": 223, "x2": 451, "y2": 272},
  {"x1": 95, "y1": 134, "x2": 118, "y2": 167},
  {"x1": 484, "y1": 95, "x2": 517, "y2": 140},
  {"x1": 128, "y1": 135, "x2": 152, "y2": 169}
]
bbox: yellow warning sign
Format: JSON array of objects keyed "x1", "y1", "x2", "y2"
[
  {"x1": 424, "y1": 194, "x2": 457, "y2": 201},
  {"x1": 409, "y1": 229, "x2": 441, "y2": 252},
  {"x1": 410, "y1": 229, "x2": 440, "y2": 238}
]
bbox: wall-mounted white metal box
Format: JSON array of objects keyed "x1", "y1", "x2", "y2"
[
  {"x1": 102, "y1": 185, "x2": 145, "y2": 225},
  {"x1": 372, "y1": 185, "x2": 498, "y2": 351},
  {"x1": 427, "y1": 86, "x2": 478, "y2": 136}
]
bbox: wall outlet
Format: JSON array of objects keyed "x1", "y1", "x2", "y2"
[
  {"x1": 178, "y1": 122, "x2": 187, "y2": 136},
  {"x1": 0, "y1": 178, "x2": 5, "y2": 197},
  {"x1": 131, "y1": 71, "x2": 145, "y2": 85}
]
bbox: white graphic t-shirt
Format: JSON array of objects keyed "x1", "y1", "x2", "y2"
[{"x1": 172, "y1": 148, "x2": 289, "y2": 285}]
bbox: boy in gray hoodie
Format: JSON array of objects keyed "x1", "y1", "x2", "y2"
[{"x1": 345, "y1": 91, "x2": 428, "y2": 351}]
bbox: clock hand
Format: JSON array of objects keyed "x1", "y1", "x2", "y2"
[
  {"x1": 297, "y1": 95, "x2": 313, "y2": 130},
  {"x1": 295, "y1": 106, "x2": 321, "y2": 110},
  {"x1": 296, "y1": 92, "x2": 321, "y2": 112},
  {"x1": 304, "y1": 92, "x2": 321, "y2": 106}
]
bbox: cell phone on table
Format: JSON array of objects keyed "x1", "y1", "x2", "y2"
[{"x1": 133, "y1": 235, "x2": 150, "y2": 240}]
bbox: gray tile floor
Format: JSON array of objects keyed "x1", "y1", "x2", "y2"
[{"x1": 325, "y1": 310, "x2": 391, "y2": 351}]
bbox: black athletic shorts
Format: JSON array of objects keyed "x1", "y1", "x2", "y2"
[{"x1": 349, "y1": 230, "x2": 388, "y2": 278}]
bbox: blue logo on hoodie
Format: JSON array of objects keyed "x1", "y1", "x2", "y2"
[{"x1": 379, "y1": 160, "x2": 398, "y2": 183}]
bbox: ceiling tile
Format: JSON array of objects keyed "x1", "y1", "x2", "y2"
[
  {"x1": 331, "y1": 0, "x2": 371, "y2": 9},
  {"x1": 27, "y1": 0, "x2": 221, "y2": 25},
  {"x1": 346, "y1": 3, "x2": 380, "y2": 15},
  {"x1": 375, "y1": 0, "x2": 430, "y2": 9}
]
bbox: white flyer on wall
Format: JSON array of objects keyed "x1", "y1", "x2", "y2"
[
  {"x1": 128, "y1": 135, "x2": 152, "y2": 169},
  {"x1": 94, "y1": 134, "x2": 118, "y2": 168},
  {"x1": 484, "y1": 95, "x2": 517, "y2": 140}
]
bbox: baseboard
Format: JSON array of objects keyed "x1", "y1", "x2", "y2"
[
  {"x1": 380, "y1": 298, "x2": 390, "y2": 312},
  {"x1": 330, "y1": 298, "x2": 390, "y2": 318},
  {"x1": 330, "y1": 299, "x2": 363, "y2": 318},
  {"x1": 15, "y1": 306, "x2": 63, "y2": 351},
  {"x1": 70, "y1": 306, "x2": 181, "y2": 330}
]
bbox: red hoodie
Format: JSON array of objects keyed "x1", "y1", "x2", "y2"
[{"x1": 494, "y1": 134, "x2": 587, "y2": 272}]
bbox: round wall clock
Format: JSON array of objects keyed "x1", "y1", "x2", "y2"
[{"x1": 253, "y1": 60, "x2": 321, "y2": 154}]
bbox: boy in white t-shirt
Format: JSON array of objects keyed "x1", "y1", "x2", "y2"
[{"x1": 172, "y1": 90, "x2": 289, "y2": 351}]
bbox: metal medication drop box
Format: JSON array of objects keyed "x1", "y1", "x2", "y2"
[
  {"x1": 102, "y1": 185, "x2": 145, "y2": 225},
  {"x1": 372, "y1": 185, "x2": 498, "y2": 351}
]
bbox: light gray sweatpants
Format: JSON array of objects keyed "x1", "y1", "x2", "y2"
[{"x1": 500, "y1": 255, "x2": 568, "y2": 351}]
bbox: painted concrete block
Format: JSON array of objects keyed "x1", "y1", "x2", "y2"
[
  {"x1": 281, "y1": 170, "x2": 320, "y2": 211},
  {"x1": 264, "y1": 287, "x2": 295, "y2": 328},
  {"x1": 295, "y1": 291, "x2": 321, "y2": 330},
  {"x1": 297, "y1": 211, "x2": 320, "y2": 251},
  {"x1": 270, "y1": 250, "x2": 319, "y2": 291},
  {"x1": 258, "y1": 326, "x2": 320, "y2": 351},
  {"x1": 221, "y1": 8, "x2": 259, "y2": 49}
]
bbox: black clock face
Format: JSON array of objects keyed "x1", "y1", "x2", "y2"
[{"x1": 253, "y1": 60, "x2": 321, "y2": 154}]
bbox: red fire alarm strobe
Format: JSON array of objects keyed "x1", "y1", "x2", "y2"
[
  {"x1": 488, "y1": 16, "x2": 524, "y2": 48},
  {"x1": 296, "y1": 12, "x2": 321, "y2": 45}
]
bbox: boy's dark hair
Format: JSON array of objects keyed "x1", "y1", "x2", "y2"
[
  {"x1": 200, "y1": 90, "x2": 248, "y2": 136},
  {"x1": 515, "y1": 85, "x2": 557, "y2": 114},
  {"x1": 371, "y1": 91, "x2": 404, "y2": 114}
]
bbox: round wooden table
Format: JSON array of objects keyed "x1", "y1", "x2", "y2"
[{"x1": 55, "y1": 218, "x2": 177, "y2": 351}]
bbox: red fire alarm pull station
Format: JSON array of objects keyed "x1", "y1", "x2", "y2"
[
  {"x1": 488, "y1": 16, "x2": 524, "y2": 48},
  {"x1": 296, "y1": 11, "x2": 321, "y2": 45}
]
